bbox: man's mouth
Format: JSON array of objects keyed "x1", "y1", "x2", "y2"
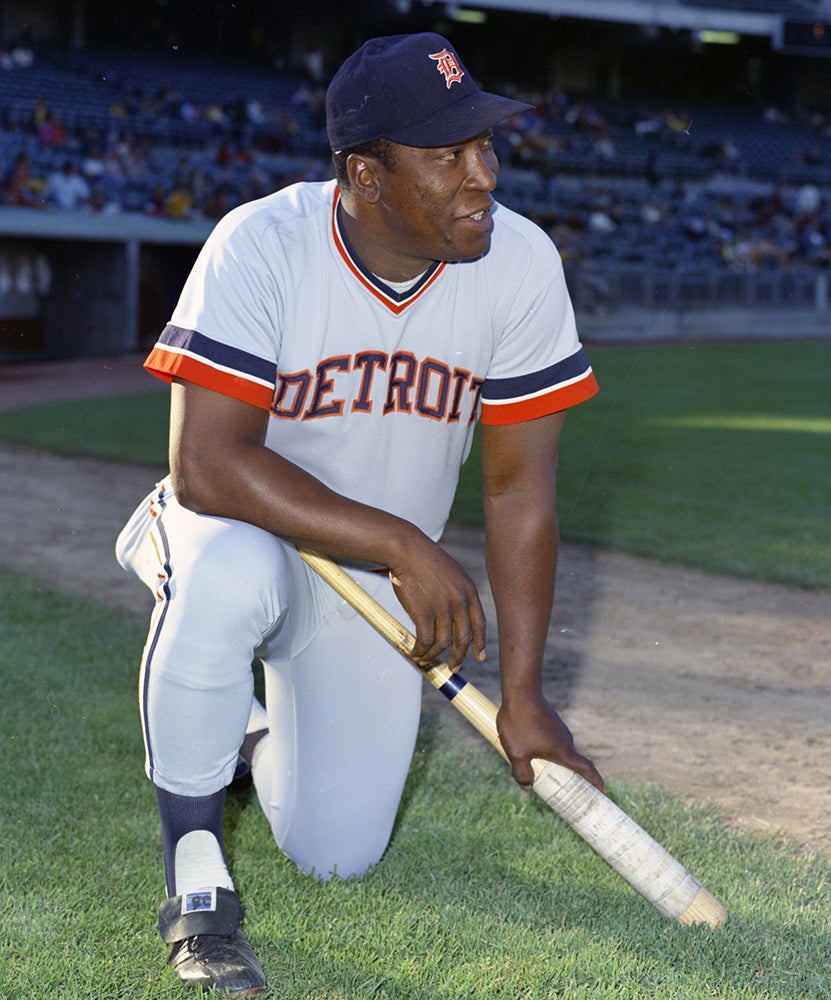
[{"x1": 464, "y1": 205, "x2": 493, "y2": 225}]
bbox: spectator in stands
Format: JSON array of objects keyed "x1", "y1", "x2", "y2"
[
  {"x1": 639, "y1": 196, "x2": 666, "y2": 226},
  {"x1": 588, "y1": 206, "x2": 617, "y2": 234},
  {"x1": 36, "y1": 109, "x2": 67, "y2": 148},
  {"x1": 633, "y1": 104, "x2": 662, "y2": 138},
  {"x1": 96, "y1": 146, "x2": 127, "y2": 193},
  {"x1": 108, "y1": 97, "x2": 129, "y2": 119},
  {"x1": 201, "y1": 186, "x2": 232, "y2": 219},
  {"x1": 302, "y1": 46, "x2": 325, "y2": 83},
  {"x1": 245, "y1": 96, "x2": 266, "y2": 125},
  {"x1": 78, "y1": 129, "x2": 108, "y2": 179},
  {"x1": 143, "y1": 183, "x2": 167, "y2": 217},
  {"x1": 204, "y1": 101, "x2": 228, "y2": 130},
  {"x1": 171, "y1": 154, "x2": 194, "y2": 189},
  {"x1": 112, "y1": 131, "x2": 150, "y2": 183},
  {"x1": 794, "y1": 186, "x2": 829, "y2": 266},
  {"x1": 32, "y1": 98, "x2": 50, "y2": 127},
  {"x1": 10, "y1": 36, "x2": 35, "y2": 68},
  {"x1": 164, "y1": 183, "x2": 195, "y2": 220},
  {"x1": 88, "y1": 188, "x2": 121, "y2": 214},
  {"x1": 155, "y1": 80, "x2": 181, "y2": 118},
  {"x1": 796, "y1": 182, "x2": 823, "y2": 221},
  {"x1": 1, "y1": 152, "x2": 42, "y2": 207},
  {"x1": 711, "y1": 136, "x2": 743, "y2": 173},
  {"x1": 42, "y1": 159, "x2": 91, "y2": 210},
  {"x1": 751, "y1": 185, "x2": 786, "y2": 226}
]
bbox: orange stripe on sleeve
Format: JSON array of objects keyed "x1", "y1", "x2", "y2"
[
  {"x1": 479, "y1": 370, "x2": 599, "y2": 426},
  {"x1": 144, "y1": 347, "x2": 275, "y2": 411}
]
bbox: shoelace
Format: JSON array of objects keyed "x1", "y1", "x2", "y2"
[{"x1": 188, "y1": 934, "x2": 244, "y2": 962}]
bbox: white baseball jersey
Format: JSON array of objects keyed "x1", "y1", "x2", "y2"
[{"x1": 145, "y1": 179, "x2": 598, "y2": 541}]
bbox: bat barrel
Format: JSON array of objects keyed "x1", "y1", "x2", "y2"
[
  {"x1": 419, "y1": 664, "x2": 728, "y2": 927},
  {"x1": 532, "y1": 762, "x2": 727, "y2": 927}
]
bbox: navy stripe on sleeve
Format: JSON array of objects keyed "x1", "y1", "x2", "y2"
[
  {"x1": 157, "y1": 325, "x2": 276, "y2": 385},
  {"x1": 481, "y1": 347, "x2": 591, "y2": 402}
]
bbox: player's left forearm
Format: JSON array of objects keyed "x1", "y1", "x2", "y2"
[
  {"x1": 483, "y1": 485, "x2": 559, "y2": 703},
  {"x1": 484, "y1": 481, "x2": 604, "y2": 792}
]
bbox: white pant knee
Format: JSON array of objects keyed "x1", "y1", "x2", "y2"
[{"x1": 124, "y1": 485, "x2": 295, "y2": 795}]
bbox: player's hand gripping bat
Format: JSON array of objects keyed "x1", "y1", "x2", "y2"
[{"x1": 297, "y1": 547, "x2": 728, "y2": 928}]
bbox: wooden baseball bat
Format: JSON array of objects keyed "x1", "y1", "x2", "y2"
[{"x1": 298, "y1": 547, "x2": 728, "y2": 929}]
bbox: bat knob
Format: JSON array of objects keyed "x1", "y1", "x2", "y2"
[{"x1": 677, "y1": 885, "x2": 729, "y2": 928}]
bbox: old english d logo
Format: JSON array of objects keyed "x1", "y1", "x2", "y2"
[{"x1": 429, "y1": 48, "x2": 465, "y2": 88}]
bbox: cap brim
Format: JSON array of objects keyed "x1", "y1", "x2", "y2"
[{"x1": 383, "y1": 91, "x2": 533, "y2": 148}]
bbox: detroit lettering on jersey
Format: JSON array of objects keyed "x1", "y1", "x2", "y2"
[{"x1": 271, "y1": 349, "x2": 484, "y2": 424}]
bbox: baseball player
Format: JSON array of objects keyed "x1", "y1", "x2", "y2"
[{"x1": 116, "y1": 32, "x2": 604, "y2": 996}]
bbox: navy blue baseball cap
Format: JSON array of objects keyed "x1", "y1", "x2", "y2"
[{"x1": 326, "y1": 33, "x2": 533, "y2": 152}]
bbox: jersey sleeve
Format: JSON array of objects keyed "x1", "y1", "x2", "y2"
[
  {"x1": 144, "y1": 204, "x2": 282, "y2": 411},
  {"x1": 144, "y1": 325, "x2": 278, "y2": 409},
  {"x1": 479, "y1": 216, "x2": 598, "y2": 426}
]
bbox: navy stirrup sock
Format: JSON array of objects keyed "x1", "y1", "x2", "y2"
[{"x1": 155, "y1": 786, "x2": 228, "y2": 898}]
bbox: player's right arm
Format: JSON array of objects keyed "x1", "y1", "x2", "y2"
[{"x1": 169, "y1": 378, "x2": 486, "y2": 670}]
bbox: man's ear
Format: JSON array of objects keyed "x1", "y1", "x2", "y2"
[{"x1": 346, "y1": 153, "x2": 382, "y2": 204}]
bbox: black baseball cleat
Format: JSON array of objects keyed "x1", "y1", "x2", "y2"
[{"x1": 158, "y1": 887, "x2": 267, "y2": 996}]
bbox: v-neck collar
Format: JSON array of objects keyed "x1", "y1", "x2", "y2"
[{"x1": 331, "y1": 189, "x2": 446, "y2": 316}]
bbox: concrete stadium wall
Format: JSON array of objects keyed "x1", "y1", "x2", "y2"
[
  {"x1": 568, "y1": 264, "x2": 831, "y2": 342},
  {"x1": 578, "y1": 305, "x2": 830, "y2": 343}
]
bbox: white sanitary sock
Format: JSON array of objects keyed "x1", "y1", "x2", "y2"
[{"x1": 174, "y1": 830, "x2": 235, "y2": 896}]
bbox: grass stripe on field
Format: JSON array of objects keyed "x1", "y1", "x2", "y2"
[{"x1": 455, "y1": 340, "x2": 831, "y2": 588}]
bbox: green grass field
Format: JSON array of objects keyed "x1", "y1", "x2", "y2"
[
  {"x1": 2, "y1": 341, "x2": 828, "y2": 586},
  {"x1": 453, "y1": 340, "x2": 831, "y2": 588},
  {"x1": 1, "y1": 340, "x2": 830, "y2": 997},
  {"x1": 1, "y1": 568, "x2": 830, "y2": 999}
]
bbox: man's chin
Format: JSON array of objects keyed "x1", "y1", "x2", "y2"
[{"x1": 441, "y1": 234, "x2": 492, "y2": 264}]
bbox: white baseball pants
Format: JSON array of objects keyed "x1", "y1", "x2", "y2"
[{"x1": 116, "y1": 479, "x2": 422, "y2": 880}]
